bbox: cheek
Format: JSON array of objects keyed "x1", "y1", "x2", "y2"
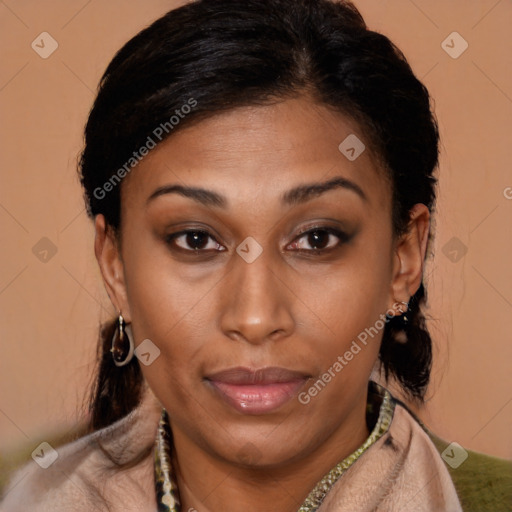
[
  {"x1": 305, "y1": 232, "x2": 393, "y2": 332},
  {"x1": 125, "y1": 266, "x2": 214, "y2": 419},
  {"x1": 121, "y1": 220, "x2": 214, "y2": 336},
  {"x1": 126, "y1": 262, "x2": 215, "y2": 365},
  {"x1": 297, "y1": 230, "x2": 394, "y2": 379},
  {"x1": 121, "y1": 238, "x2": 225, "y2": 411},
  {"x1": 301, "y1": 279, "x2": 386, "y2": 392}
]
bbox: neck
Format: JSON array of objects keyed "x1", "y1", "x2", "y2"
[{"x1": 170, "y1": 397, "x2": 370, "y2": 512}]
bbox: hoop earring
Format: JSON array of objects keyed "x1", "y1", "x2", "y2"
[{"x1": 110, "y1": 314, "x2": 135, "y2": 367}]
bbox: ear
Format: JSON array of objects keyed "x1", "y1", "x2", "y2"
[
  {"x1": 94, "y1": 214, "x2": 132, "y2": 322},
  {"x1": 389, "y1": 203, "x2": 430, "y2": 309}
]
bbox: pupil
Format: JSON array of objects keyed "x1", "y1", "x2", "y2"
[
  {"x1": 187, "y1": 232, "x2": 208, "y2": 250},
  {"x1": 308, "y1": 230, "x2": 328, "y2": 250}
]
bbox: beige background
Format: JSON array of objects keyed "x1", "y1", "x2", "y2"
[{"x1": 0, "y1": 0, "x2": 511, "y2": 463}]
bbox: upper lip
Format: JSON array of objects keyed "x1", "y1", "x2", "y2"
[{"x1": 205, "y1": 366, "x2": 310, "y2": 385}]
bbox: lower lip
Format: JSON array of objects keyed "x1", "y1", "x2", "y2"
[{"x1": 207, "y1": 379, "x2": 307, "y2": 415}]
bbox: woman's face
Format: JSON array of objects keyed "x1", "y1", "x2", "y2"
[{"x1": 96, "y1": 96, "x2": 427, "y2": 468}]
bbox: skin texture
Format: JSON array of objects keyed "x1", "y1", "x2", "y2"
[{"x1": 94, "y1": 96, "x2": 430, "y2": 512}]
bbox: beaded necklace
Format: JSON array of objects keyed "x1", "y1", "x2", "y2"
[{"x1": 154, "y1": 383, "x2": 395, "y2": 511}]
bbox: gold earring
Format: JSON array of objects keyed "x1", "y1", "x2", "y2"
[{"x1": 398, "y1": 301, "x2": 409, "y2": 325}]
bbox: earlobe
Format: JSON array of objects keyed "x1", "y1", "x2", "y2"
[
  {"x1": 94, "y1": 215, "x2": 132, "y2": 322},
  {"x1": 390, "y1": 204, "x2": 430, "y2": 305}
]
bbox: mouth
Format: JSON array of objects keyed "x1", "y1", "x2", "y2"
[{"x1": 204, "y1": 366, "x2": 310, "y2": 415}]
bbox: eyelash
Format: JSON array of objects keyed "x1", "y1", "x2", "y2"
[{"x1": 164, "y1": 225, "x2": 350, "y2": 255}]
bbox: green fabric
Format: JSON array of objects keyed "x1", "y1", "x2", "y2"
[{"x1": 426, "y1": 430, "x2": 512, "y2": 512}]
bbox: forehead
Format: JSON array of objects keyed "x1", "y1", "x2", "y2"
[{"x1": 121, "y1": 96, "x2": 390, "y2": 213}]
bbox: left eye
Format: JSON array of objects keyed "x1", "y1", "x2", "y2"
[{"x1": 288, "y1": 228, "x2": 347, "y2": 252}]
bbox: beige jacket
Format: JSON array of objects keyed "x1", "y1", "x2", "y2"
[{"x1": 1, "y1": 385, "x2": 462, "y2": 511}]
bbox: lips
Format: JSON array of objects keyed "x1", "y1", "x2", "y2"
[{"x1": 205, "y1": 366, "x2": 310, "y2": 415}]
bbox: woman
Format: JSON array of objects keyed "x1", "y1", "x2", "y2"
[{"x1": 1, "y1": 0, "x2": 509, "y2": 510}]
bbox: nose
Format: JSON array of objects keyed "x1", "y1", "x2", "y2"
[{"x1": 219, "y1": 246, "x2": 295, "y2": 346}]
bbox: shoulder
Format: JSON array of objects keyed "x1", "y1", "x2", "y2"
[
  {"x1": 393, "y1": 396, "x2": 512, "y2": 512},
  {"x1": 426, "y1": 429, "x2": 512, "y2": 512},
  {"x1": 0, "y1": 387, "x2": 163, "y2": 512}
]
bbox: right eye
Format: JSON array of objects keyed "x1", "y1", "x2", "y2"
[{"x1": 165, "y1": 230, "x2": 226, "y2": 253}]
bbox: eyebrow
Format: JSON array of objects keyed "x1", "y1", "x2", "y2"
[{"x1": 146, "y1": 176, "x2": 367, "y2": 208}]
